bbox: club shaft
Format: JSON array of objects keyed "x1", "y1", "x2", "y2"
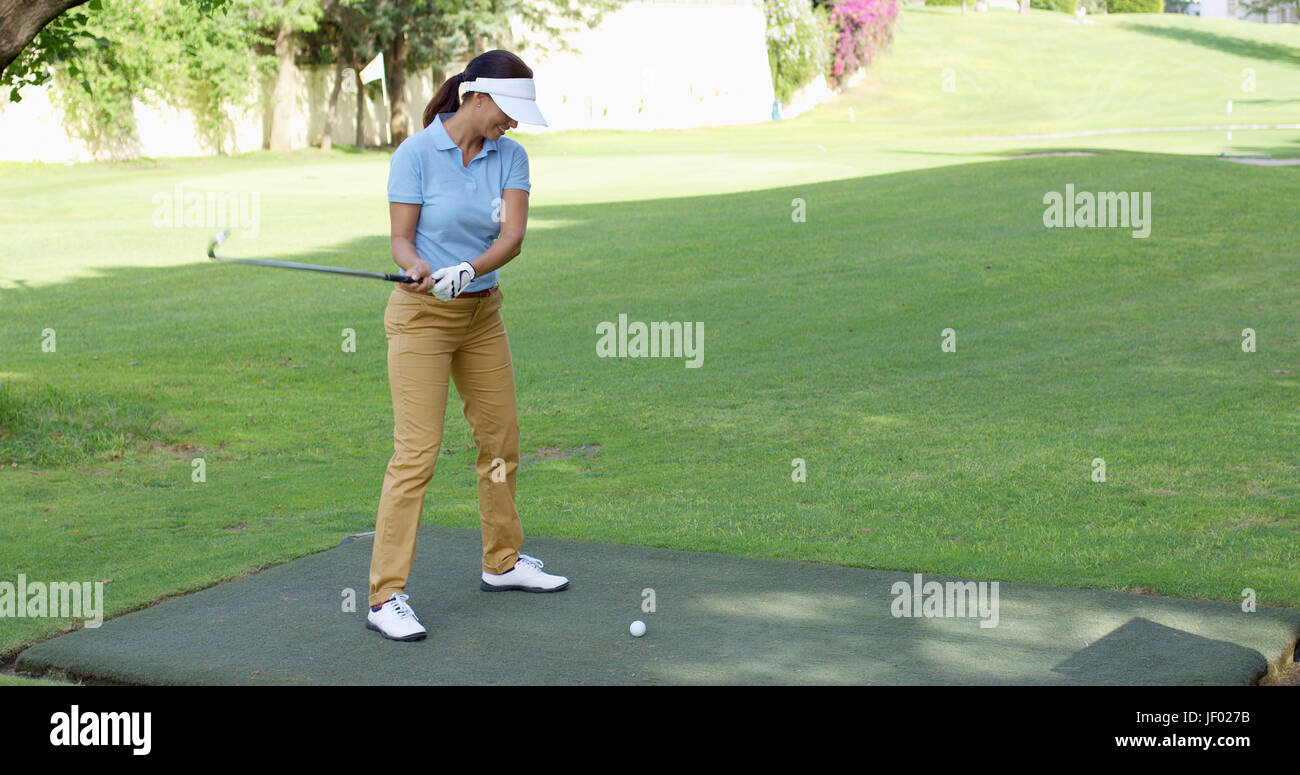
[{"x1": 215, "y1": 256, "x2": 415, "y2": 283}]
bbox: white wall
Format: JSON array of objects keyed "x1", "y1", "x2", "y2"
[
  {"x1": 505, "y1": 0, "x2": 775, "y2": 133},
  {"x1": 0, "y1": 66, "x2": 421, "y2": 163}
]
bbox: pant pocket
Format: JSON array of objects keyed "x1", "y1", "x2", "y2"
[{"x1": 384, "y1": 289, "x2": 423, "y2": 336}]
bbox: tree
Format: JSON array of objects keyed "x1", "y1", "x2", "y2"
[
  {"x1": 5, "y1": 0, "x2": 270, "y2": 156},
  {"x1": 306, "y1": 0, "x2": 622, "y2": 149},
  {"x1": 315, "y1": 0, "x2": 349, "y2": 150},
  {"x1": 2, "y1": 0, "x2": 245, "y2": 105},
  {"x1": 300, "y1": 0, "x2": 376, "y2": 147},
  {"x1": 2, "y1": 0, "x2": 93, "y2": 101},
  {"x1": 167, "y1": 1, "x2": 277, "y2": 152},
  {"x1": 1238, "y1": 0, "x2": 1299, "y2": 19},
  {"x1": 355, "y1": 0, "x2": 443, "y2": 147},
  {"x1": 252, "y1": 0, "x2": 326, "y2": 151},
  {"x1": 358, "y1": 0, "x2": 622, "y2": 147}
]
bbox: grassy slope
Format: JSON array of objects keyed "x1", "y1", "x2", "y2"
[{"x1": 1, "y1": 9, "x2": 1297, "y2": 658}]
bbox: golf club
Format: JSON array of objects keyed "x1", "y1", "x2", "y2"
[{"x1": 206, "y1": 230, "x2": 416, "y2": 283}]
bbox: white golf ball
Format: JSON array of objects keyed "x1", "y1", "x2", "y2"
[{"x1": 630, "y1": 620, "x2": 646, "y2": 637}]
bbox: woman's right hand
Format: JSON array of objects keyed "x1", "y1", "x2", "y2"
[{"x1": 399, "y1": 261, "x2": 435, "y2": 295}]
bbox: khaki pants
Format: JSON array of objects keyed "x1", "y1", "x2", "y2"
[{"x1": 369, "y1": 285, "x2": 523, "y2": 607}]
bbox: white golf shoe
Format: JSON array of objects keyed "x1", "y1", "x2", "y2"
[
  {"x1": 366, "y1": 593, "x2": 427, "y2": 641},
  {"x1": 480, "y1": 553, "x2": 569, "y2": 592}
]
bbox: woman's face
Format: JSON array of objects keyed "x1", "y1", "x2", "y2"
[{"x1": 468, "y1": 94, "x2": 518, "y2": 140}]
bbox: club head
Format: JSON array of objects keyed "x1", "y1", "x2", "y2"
[{"x1": 207, "y1": 230, "x2": 230, "y2": 259}]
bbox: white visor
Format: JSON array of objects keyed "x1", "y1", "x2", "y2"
[{"x1": 463, "y1": 77, "x2": 548, "y2": 127}]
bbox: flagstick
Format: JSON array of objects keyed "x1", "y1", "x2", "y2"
[{"x1": 381, "y1": 74, "x2": 391, "y2": 146}]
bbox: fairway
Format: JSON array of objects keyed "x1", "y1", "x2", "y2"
[{"x1": 1, "y1": 8, "x2": 1297, "y2": 677}]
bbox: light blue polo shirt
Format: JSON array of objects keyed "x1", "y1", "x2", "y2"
[{"x1": 387, "y1": 111, "x2": 531, "y2": 292}]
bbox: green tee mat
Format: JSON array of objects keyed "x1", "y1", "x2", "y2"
[{"x1": 16, "y1": 525, "x2": 1299, "y2": 685}]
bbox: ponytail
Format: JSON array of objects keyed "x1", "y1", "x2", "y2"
[
  {"x1": 421, "y1": 50, "x2": 534, "y2": 130},
  {"x1": 423, "y1": 72, "x2": 464, "y2": 129}
]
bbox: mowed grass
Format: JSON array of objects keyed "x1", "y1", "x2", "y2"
[
  {"x1": 0, "y1": 672, "x2": 80, "y2": 686},
  {"x1": 1, "y1": 9, "x2": 1298, "y2": 658},
  {"x1": 4, "y1": 10, "x2": 1300, "y2": 286}
]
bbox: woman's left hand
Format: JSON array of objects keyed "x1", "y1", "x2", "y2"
[{"x1": 431, "y1": 261, "x2": 477, "y2": 300}]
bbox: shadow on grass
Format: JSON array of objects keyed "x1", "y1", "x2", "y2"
[
  {"x1": 882, "y1": 148, "x2": 995, "y2": 158},
  {"x1": 1230, "y1": 140, "x2": 1300, "y2": 157},
  {"x1": 1232, "y1": 98, "x2": 1300, "y2": 106},
  {"x1": 1125, "y1": 23, "x2": 1300, "y2": 67},
  {"x1": 987, "y1": 147, "x2": 1107, "y2": 158}
]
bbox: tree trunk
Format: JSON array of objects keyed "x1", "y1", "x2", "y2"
[
  {"x1": 388, "y1": 30, "x2": 408, "y2": 146},
  {"x1": 355, "y1": 64, "x2": 366, "y2": 149},
  {"x1": 0, "y1": 0, "x2": 88, "y2": 79},
  {"x1": 322, "y1": 59, "x2": 343, "y2": 150},
  {"x1": 269, "y1": 24, "x2": 297, "y2": 152},
  {"x1": 322, "y1": 25, "x2": 347, "y2": 151}
]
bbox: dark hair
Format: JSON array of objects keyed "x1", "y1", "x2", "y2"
[{"x1": 422, "y1": 50, "x2": 534, "y2": 129}]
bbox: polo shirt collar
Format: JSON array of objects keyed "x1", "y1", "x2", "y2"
[{"x1": 432, "y1": 112, "x2": 497, "y2": 156}]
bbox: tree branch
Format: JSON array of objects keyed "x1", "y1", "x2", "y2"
[{"x1": 0, "y1": 0, "x2": 89, "y2": 77}]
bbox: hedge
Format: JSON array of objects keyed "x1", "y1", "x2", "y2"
[
  {"x1": 1031, "y1": 0, "x2": 1079, "y2": 12},
  {"x1": 1106, "y1": 0, "x2": 1162, "y2": 11}
]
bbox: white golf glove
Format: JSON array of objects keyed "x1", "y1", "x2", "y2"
[{"x1": 430, "y1": 261, "x2": 476, "y2": 301}]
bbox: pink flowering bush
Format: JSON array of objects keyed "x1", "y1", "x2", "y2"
[{"x1": 826, "y1": 0, "x2": 899, "y2": 89}]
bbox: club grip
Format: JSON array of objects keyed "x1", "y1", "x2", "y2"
[{"x1": 386, "y1": 274, "x2": 418, "y2": 284}]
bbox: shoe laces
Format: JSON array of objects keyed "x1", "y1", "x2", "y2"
[
  {"x1": 516, "y1": 553, "x2": 544, "y2": 571},
  {"x1": 387, "y1": 593, "x2": 418, "y2": 622}
]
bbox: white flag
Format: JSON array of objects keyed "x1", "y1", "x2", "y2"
[{"x1": 359, "y1": 53, "x2": 385, "y2": 84}]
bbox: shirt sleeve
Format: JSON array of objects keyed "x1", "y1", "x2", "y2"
[
  {"x1": 387, "y1": 140, "x2": 423, "y2": 204},
  {"x1": 504, "y1": 144, "x2": 531, "y2": 193}
]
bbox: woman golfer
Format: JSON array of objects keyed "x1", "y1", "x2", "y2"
[{"x1": 366, "y1": 49, "x2": 567, "y2": 642}]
